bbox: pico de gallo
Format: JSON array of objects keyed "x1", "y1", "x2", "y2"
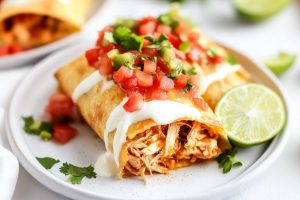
[
  {"x1": 85, "y1": 6, "x2": 224, "y2": 112},
  {"x1": 22, "y1": 93, "x2": 77, "y2": 144}
]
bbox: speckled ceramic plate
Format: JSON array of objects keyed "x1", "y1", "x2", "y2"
[{"x1": 5, "y1": 39, "x2": 289, "y2": 200}]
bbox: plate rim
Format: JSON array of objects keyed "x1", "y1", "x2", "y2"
[{"x1": 6, "y1": 43, "x2": 290, "y2": 200}]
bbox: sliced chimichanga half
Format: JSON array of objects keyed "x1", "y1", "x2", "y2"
[
  {"x1": 55, "y1": 55, "x2": 231, "y2": 178},
  {"x1": 0, "y1": 0, "x2": 91, "y2": 50}
]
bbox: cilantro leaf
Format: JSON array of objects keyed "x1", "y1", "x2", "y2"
[
  {"x1": 217, "y1": 149, "x2": 242, "y2": 173},
  {"x1": 183, "y1": 67, "x2": 197, "y2": 75},
  {"x1": 157, "y1": 14, "x2": 179, "y2": 30},
  {"x1": 60, "y1": 163, "x2": 96, "y2": 185},
  {"x1": 183, "y1": 79, "x2": 192, "y2": 93},
  {"x1": 113, "y1": 27, "x2": 143, "y2": 52},
  {"x1": 207, "y1": 48, "x2": 218, "y2": 58},
  {"x1": 226, "y1": 53, "x2": 238, "y2": 65},
  {"x1": 22, "y1": 116, "x2": 53, "y2": 135},
  {"x1": 36, "y1": 157, "x2": 60, "y2": 170}
]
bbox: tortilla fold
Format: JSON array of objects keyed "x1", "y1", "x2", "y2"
[{"x1": 55, "y1": 55, "x2": 231, "y2": 178}]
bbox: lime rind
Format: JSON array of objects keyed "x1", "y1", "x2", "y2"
[
  {"x1": 232, "y1": 0, "x2": 291, "y2": 22},
  {"x1": 264, "y1": 52, "x2": 297, "y2": 76},
  {"x1": 215, "y1": 84, "x2": 286, "y2": 147}
]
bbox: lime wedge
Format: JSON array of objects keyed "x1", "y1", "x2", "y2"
[
  {"x1": 232, "y1": 0, "x2": 291, "y2": 21},
  {"x1": 215, "y1": 84, "x2": 286, "y2": 147},
  {"x1": 264, "y1": 52, "x2": 297, "y2": 76}
]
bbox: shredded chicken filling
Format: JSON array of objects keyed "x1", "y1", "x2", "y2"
[
  {"x1": 0, "y1": 14, "x2": 76, "y2": 49},
  {"x1": 123, "y1": 121, "x2": 220, "y2": 177}
]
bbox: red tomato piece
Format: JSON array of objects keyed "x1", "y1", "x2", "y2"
[
  {"x1": 143, "y1": 60, "x2": 156, "y2": 74},
  {"x1": 211, "y1": 55, "x2": 224, "y2": 65},
  {"x1": 113, "y1": 66, "x2": 133, "y2": 83},
  {"x1": 193, "y1": 98, "x2": 208, "y2": 111},
  {"x1": 175, "y1": 50, "x2": 186, "y2": 60},
  {"x1": 53, "y1": 124, "x2": 77, "y2": 144},
  {"x1": 134, "y1": 70, "x2": 154, "y2": 88},
  {"x1": 85, "y1": 48, "x2": 100, "y2": 66},
  {"x1": 188, "y1": 32, "x2": 200, "y2": 43},
  {"x1": 140, "y1": 16, "x2": 157, "y2": 25},
  {"x1": 45, "y1": 93, "x2": 74, "y2": 122},
  {"x1": 187, "y1": 46, "x2": 202, "y2": 62},
  {"x1": 174, "y1": 74, "x2": 189, "y2": 89},
  {"x1": 167, "y1": 33, "x2": 180, "y2": 49},
  {"x1": 156, "y1": 24, "x2": 172, "y2": 35},
  {"x1": 98, "y1": 55, "x2": 113, "y2": 75},
  {"x1": 123, "y1": 92, "x2": 144, "y2": 112},
  {"x1": 96, "y1": 26, "x2": 114, "y2": 46},
  {"x1": 149, "y1": 89, "x2": 168, "y2": 100},
  {"x1": 142, "y1": 47, "x2": 159, "y2": 57},
  {"x1": 156, "y1": 58, "x2": 169, "y2": 73},
  {"x1": 121, "y1": 77, "x2": 138, "y2": 90},
  {"x1": 139, "y1": 21, "x2": 157, "y2": 35},
  {"x1": 159, "y1": 76, "x2": 174, "y2": 91},
  {"x1": 0, "y1": 45, "x2": 10, "y2": 56}
]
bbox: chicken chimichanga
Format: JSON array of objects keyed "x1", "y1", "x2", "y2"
[
  {"x1": 0, "y1": 0, "x2": 91, "y2": 53},
  {"x1": 54, "y1": 7, "x2": 251, "y2": 179}
]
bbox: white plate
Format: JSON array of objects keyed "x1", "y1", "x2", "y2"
[
  {"x1": 5, "y1": 42, "x2": 289, "y2": 200},
  {"x1": 0, "y1": 0, "x2": 112, "y2": 69}
]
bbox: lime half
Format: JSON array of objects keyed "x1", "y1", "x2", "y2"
[
  {"x1": 215, "y1": 84, "x2": 286, "y2": 147},
  {"x1": 232, "y1": 0, "x2": 290, "y2": 22},
  {"x1": 264, "y1": 52, "x2": 297, "y2": 76}
]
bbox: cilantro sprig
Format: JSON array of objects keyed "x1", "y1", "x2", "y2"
[
  {"x1": 217, "y1": 149, "x2": 242, "y2": 173},
  {"x1": 183, "y1": 79, "x2": 192, "y2": 93},
  {"x1": 36, "y1": 157, "x2": 60, "y2": 170},
  {"x1": 22, "y1": 116, "x2": 53, "y2": 140},
  {"x1": 113, "y1": 27, "x2": 144, "y2": 52},
  {"x1": 60, "y1": 163, "x2": 96, "y2": 184}
]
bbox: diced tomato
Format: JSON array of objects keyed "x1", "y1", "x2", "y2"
[
  {"x1": 113, "y1": 66, "x2": 133, "y2": 83},
  {"x1": 143, "y1": 60, "x2": 156, "y2": 74},
  {"x1": 174, "y1": 74, "x2": 189, "y2": 89},
  {"x1": 142, "y1": 47, "x2": 159, "y2": 57},
  {"x1": 45, "y1": 93, "x2": 74, "y2": 123},
  {"x1": 210, "y1": 55, "x2": 224, "y2": 65},
  {"x1": 121, "y1": 77, "x2": 138, "y2": 90},
  {"x1": 53, "y1": 124, "x2": 77, "y2": 144},
  {"x1": 149, "y1": 89, "x2": 168, "y2": 100},
  {"x1": 139, "y1": 16, "x2": 157, "y2": 25},
  {"x1": 123, "y1": 92, "x2": 144, "y2": 112},
  {"x1": 175, "y1": 50, "x2": 186, "y2": 60},
  {"x1": 159, "y1": 76, "x2": 174, "y2": 91},
  {"x1": 138, "y1": 21, "x2": 156, "y2": 35},
  {"x1": 85, "y1": 48, "x2": 100, "y2": 66},
  {"x1": 156, "y1": 24, "x2": 172, "y2": 35},
  {"x1": 0, "y1": 45, "x2": 10, "y2": 56},
  {"x1": 157, "y1": 58, "x2": 169, "y2": 73},
  {"x1": 167, "y1": 33, "x2": 180, "y2": 49},
  {"x1": 193, "y1": 98, "x2": 208, "y2": 111},
  {"x1": 98, "y1": 54, "x2": 113, "y2": 75},
  {"x1": 188, "y1": 32, "x2": 200, "y2": 43},
  {"x1": 186, "y1": 46, "x2": 202, "y2": 62},
  {"x1": 96, "y1": 26, "x2": 114, "y2": 46},
  {"x1": 134, "y1": 70, "x2": 154, "y2": 87}
]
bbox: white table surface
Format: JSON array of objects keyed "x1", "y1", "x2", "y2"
[{"x1": 1, "y1": 0, "x2": 300, "y2": 199}]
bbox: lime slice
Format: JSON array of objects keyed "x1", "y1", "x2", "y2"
[
  {"x1": 232, "y1": 0, "x2": 290, "y2": 21},
  {"x1": 264, "y1": 52, "x2": 297, "y2": 76},
  {"x1": 215, "y1": 84, "x2": 286, "y2": 147}
]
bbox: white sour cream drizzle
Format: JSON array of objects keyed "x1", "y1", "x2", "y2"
[
  {"x1": 103, "y1": 99, "x2": 202, "y2": 167},
  {"x1": 72, "y1": 63, "x2": 241, "y2": 176},
  {"x1": 199, "y1": 64, "x2": 241, "y2": 95},
  {"x1": 72, "y1": 71, "x2": 114, "y2": 102}
]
